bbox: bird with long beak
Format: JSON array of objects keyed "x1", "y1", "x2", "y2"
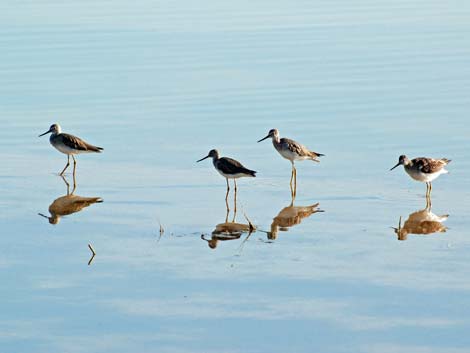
[
  {"x1": 197, "y1": 149, "x2": 256, "y2": 206},
  {"x1": 39, "y1": 123, "x2": 103, "y2": 176},
  {"x1": 258, "y1": 128, "x2": 324, "y2": 196},
  {"x1": 390, "y1": 155, "x2": 451, "y2": 197}
]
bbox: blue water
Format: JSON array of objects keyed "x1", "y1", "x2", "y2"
[{"x1": 1, "y1": 1, "x2": 470, "y2": 352}]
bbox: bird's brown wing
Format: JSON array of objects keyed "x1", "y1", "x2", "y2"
[
  {"x1": 59, "y1": 133, "x2": 103, "y2": 152},
  {"x1": 415, "y1": 158, "x2": 446, "y2": 174},
  {"x1": 281, "y1": 138, "x2": 322, "y2": 159},
  {"x1": 281, "y1": 138, "x2": 308, "y2": 156}
]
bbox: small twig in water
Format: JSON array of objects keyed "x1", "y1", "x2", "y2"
[{"x1": 88, "y1": 243, "x2": 96, "y2": 266}]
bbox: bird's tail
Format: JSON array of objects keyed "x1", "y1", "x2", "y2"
[
  {"x1": 247, "y1": 169, "x2": 257, "y2": 177},
  {"x1": 441, "y1": 158, "x2": 451, "y2": 164},
  {"x1": 88, "y1": 145, "x2": 103, "y2": 153},
  {"x1": 309, "y1": 151, "x2": 324, "y2": 162}
]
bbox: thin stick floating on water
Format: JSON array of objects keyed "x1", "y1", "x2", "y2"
[{"x1": 88, "y1": 243, "x2": 96, "y2": 266}]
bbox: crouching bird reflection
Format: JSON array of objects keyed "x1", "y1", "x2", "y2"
[
  {"x1": 392, "y1": 197, "x2": 448, "y2": 241},
  {"x1": 267, "y1": 200, "x2": 324, "y2": 240},
  {"x1": 38, "y1": 175, "x2": 103, "y2": 224}
]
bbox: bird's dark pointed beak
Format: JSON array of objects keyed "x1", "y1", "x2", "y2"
[
  {"x1": 38, "y1": 213, "x2": 49, "y2": 219},
  {"x1": 390, "y1": 162, "x2": 401, "y2": 171},
  {"x1": 393, "y1": 216, "x2": 402, "y2": 234},
  {"x1": 38, "y1": 129, "x2": 52, "y2": 137},
  {"x1": 197, "y1": 155, "x2": 210, "y2": 162},
  {"x1": 257, "y1": 134, "x2": 270, "y2": 143}
]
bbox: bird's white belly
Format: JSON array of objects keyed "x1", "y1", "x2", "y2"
[
  {"x1": 425, "y1": 213, "x2": 448, "y2": 223},
  {"x1": 52, "y1": 142, "x2": 87, "y2": 155},
  {"x1": 278, "y1": 148, "x2": 306, "y2": 161},
  {"x1": 217, "y1": 170, "x2": 248, "y2": 179},
  {"x1": 406, "y1": 168, "x2": 447, "y2": 182}
]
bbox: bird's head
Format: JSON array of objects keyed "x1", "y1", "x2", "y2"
[
  {"x1": 258, "y1": 128, "x2": 279, "y2": 142},
  {"x1": 39, "y1": 123, "x2": 61, "y2": 137}
]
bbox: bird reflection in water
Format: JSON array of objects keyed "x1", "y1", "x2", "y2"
[
  {"x1": 201, "y1": 202, "x2": 255, "y2": 249},
  {"x1": 267, "y1": 198, "x2": 324, "y2": 240},
  {"x1": 393, "y1": 196, "x2": 448, "y2": 241},
  {"x1": 38, "y1": 175, "x2": 103, "y2": 224}
]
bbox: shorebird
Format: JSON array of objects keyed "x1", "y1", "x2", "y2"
[
  {"x1": 390, "y1": 155, "x2": 451, "y2": 197},
  {"x1": 197, "y1": 149, "x2": 256, "y2": 207},
  {"x1": 39, "y1": 123, "x2": 103, "y2": 176},
  {"x1": 258, "y1": 128, "x2": 324, "y2": 196}
]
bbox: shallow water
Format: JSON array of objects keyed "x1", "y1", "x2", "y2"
[{"x1": 1, "y1": 1, "x2": 470, "y2": 352}]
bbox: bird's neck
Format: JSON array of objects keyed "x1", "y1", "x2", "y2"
[{"x1": 272, "y1": 135, "x2": 280, "y2": 144}]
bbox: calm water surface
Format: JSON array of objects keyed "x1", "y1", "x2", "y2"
[{"x1": 1, "y1": 1, "x2": 470, "y2": 352}]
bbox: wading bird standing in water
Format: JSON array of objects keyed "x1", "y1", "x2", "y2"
[
  {"x1": 258, "y1": 128, "x2": 324, "y2": 197},
  {"x1": 197, "y1": 149, "x2": 256, "y2": 212},
  {"x1": 39, "y1": 123, "x2": 103, "y2": 176},
  {"x1": 390, "y1": 155, "x2": 451, "y2": 198}
]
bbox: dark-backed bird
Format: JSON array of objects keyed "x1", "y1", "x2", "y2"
[{"x1": 197, "y1": 149, "x2": 256, "y2": 200}]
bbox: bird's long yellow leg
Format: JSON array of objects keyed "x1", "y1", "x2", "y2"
[
  {"x1": 289, "y1": 182, "x2": 294, "y2": 201},
  {"x1": 59, "y1": 155, "x2": 70, "y2": 176},
  {"x1": 225, "y1": 178, "x2": 230, "y2": 213},
  {"x1": 290, "y1": 162, "x2": 294, "y2": 187},
  {"x1": 233, "y1": 180, "x2": 237, "y2": 222},
  {"x1": 293, "y1": 165, "x2": 297, "y2": 198},
  {"x1": 289, "y1": 163, "x2": 295, "y2": 200},
  {"x1": 71, "y1": 155, "x2": 78, "y2": 193},
  {"x1": 225, "y1": 204, "x2": 229, "y2": 223},
  {"x1": 72, "y1": 155, "x2": 77, "y2": 174}
]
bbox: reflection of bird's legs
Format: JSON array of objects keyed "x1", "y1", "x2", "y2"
[
  {"x1": 233, "y1": 180, "x2": 237, "y2": 222},
  {"x1": 426, "y1": 193, "x2": 432, "y2": 210},
  {"x1": 71, "y1": 175, "x2": 77, "y2": 194},
  {"x1": 61, "y1": 174, "x2": 71, "y2": 195},
  {"x1": 289, "y1": 164, "x2": 296, "y2": 201},
  {"x1": 71, "y1": 157, "x2": 77, "y2": 194},
  {"x1": 59, "y1": 155, "x2": 70, "y2": 176}
]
